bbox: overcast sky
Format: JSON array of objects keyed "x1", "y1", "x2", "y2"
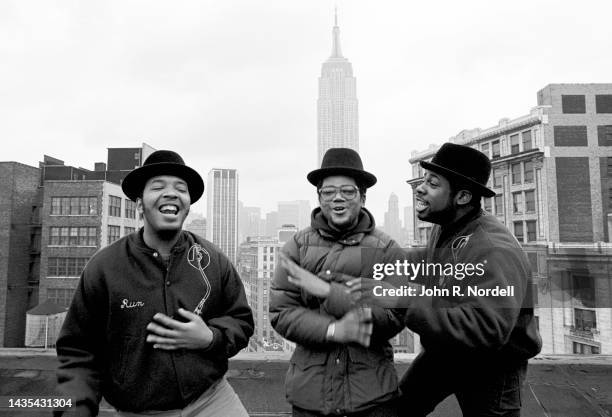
[{"x1": 2, "y1": 0, "x2": 611, "y2": 223}]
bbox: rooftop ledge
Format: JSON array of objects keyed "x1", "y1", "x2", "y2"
[
  {"x1": 3, "y1": 348, "x2": 612, "y2": 364},
  {"x1": 1, "y1": 349, "x2": 611, "y2": 416}
]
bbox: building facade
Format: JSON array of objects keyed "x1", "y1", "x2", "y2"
[
  {"x1": 238, "y1": 237, "x2": 283, "y2": 352},
  {"x1": 0, "y1": 162, "x2": 41, "y2": 347},
  {"x1": 206, "y1": 169, "x2": 239, "y2": 265},
  {"x1": 407, "y1": 84, "x2": 612, "y2": 354},
  {"x1": 317, "y1": 11, "x2": 359, "y2": 165},
  {"x1": 38, "y1": 180, "x2": 141, "y2": 311}
]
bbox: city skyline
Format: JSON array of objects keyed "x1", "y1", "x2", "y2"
[{"x1": 2, "y1": 1, "x2": 612, "y2": 221}]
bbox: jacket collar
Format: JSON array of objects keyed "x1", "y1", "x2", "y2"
[
  {"x1": 132, "y1": 228, "x2": 190, "y2": 255},
  {"x1": 311, "y1": 207, "x2": 376, "y2": 245},
  {"x1": 435, "y1": 207, "x2": 483, "y2": 247}
]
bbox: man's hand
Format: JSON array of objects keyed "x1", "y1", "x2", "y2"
[
  {"x1": 331, "y1": 308, "x2": 373, "y2": 347},
  {"x1": 279, "y1": 251, "x2": 331, "y2": 298},
  {"x1": 146, "y1": 308, "x2": 214, "y2": 350}
]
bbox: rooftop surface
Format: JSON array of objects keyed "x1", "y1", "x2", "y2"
[{"x1": 1, "y1": 350, "x2": 611, "y2": 416}]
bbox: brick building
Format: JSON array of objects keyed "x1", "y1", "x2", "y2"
[
  {"x1": 1, "y1": 146, "x2": 152, "y2": 347},
  {"x1": 0, "y1": 162, "x2": 41, "y2": 347},
  {"x1": 37, "y1": 180, "x2": 141, "y2": 309},
  {"x1": 407, "y1": 83, "x2": 612, "y2": 354}
]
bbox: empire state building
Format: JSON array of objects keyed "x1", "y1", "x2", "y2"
[{"x1": 317, "y1": 11, "x2": 359, "y2": 165}]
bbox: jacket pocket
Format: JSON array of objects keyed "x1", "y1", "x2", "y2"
[
  {"x1": 347, "y1": 346, "x2": 398, "y2": 406},
  {"x1": 286, "y1": 346, "x2": 329, "y2": 409},
  {"x1": 110, "y1": 336, "x2": 136, "y2": 385}
]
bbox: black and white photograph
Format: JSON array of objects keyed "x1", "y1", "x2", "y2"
[{"x1": 1, "y1": 1, "x2": 611, "y2": 416}]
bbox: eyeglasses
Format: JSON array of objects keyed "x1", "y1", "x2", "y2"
[{"x1": 318, "y1": 185, "x2": 359, "y2": 201}]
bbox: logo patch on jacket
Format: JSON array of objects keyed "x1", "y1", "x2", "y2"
[
  {"x1": 187, "y1": 243, "x2": 211, "y2": 315},
  {"x1": 120, "y1": 298, "x2": 145, "y2": 309}
]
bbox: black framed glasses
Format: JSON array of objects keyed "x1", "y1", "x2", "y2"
[{"x1": 318, "y1": 185, "x2": 359, "y2": 201}]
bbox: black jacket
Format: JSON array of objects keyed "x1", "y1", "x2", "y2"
[
  {"x1": 56, "y1": 230, "x2": 254, "y2": 415},
  {"x1": 405, "y1": 209, "x2": 541, "y2": 361}
]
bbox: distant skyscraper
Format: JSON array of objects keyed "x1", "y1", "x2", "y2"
[
  {"x1": 206, "y1": 169, "x2": 239, "y2": 265},
  {"x1": 278, "y1": 200, "x2": 311, "y2": 230},
  {"x1": 265, "y1": 211, "x2": 279, "y2": 237},
  {"x1": 317, "y1": 9, "x2": 359, "y2": 165},
  {"x1": 239, "y1": 204, "x2": 263, "y2": 243},
  {"x1": 402, "y1": 205, "x2": 415, "y2": 246},
  {"x1": 383, "y1": 193, "x2": 401, "y2": 242}
]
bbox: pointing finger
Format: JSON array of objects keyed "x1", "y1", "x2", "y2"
[{"x1": 177, "y1": 308, "x2": 200, "y2": 321}]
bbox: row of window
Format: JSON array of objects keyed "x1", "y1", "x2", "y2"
[
  {"x1": 110, "y1": 196, "x2": 137, "y2": 219},
  {"x1": 108, "y1": 225, "x2": 137, "y2": 245},
  {"x1": 51, "y1": 197, "x2": 97, "y2": 215},
  {"x1": 510, "y1": 161, "x2": 535, "y2": 185},
  {"x1": 492, "y1": 161, "x2": 535, "y2": 188},
  {"x1": 513, "y1": 220, "x2": 537, "y2": 243},
  {"x1": 483, "y1": 190, "x2": 536, "y2": 217},
  {"x1": 48, "y1": 257, "x2": 89, "y2": 277},
  {"x1": 561, "y1": 94, "x2": 612, "y2": 114},
  {"x1": 480, "y1": 128, "x2": 534, "y2": 160},
  {"x1": 49, "y1": 227, "x2": 97, "y2": 246},
  {"x1": 47, "y1": 288, "x2": 74, "y2": 308},
  {"x1": 512, "y1": 190, "x2": 536, "y2": 214},
  {"x1": 51, "y1": 196, "x2": 137, "y2": 219},
  {"x1": 49, "y1": 225, "x2": 136, "y2": 246}
]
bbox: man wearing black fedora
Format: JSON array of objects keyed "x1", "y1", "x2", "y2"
[
  {"x1": 55, "y1": 150, "x2": 254, "y2": 416},
  {"x1": 270, "y1": 148, "x2": 404, "y2": 417},
  {"x1": 353, "y1": 143, "x2": 541, "y2": 416}
]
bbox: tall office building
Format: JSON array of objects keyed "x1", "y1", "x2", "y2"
[
  {"x1": 265, "y1": 211, "x2": 279, "y2": 238},
  {"x1": 402, "y1": 205, "x2": 415, "y2": 246},
  {"x1": 206, "y1": 169, "x2": 239, "y2": 265},
  {"x1": 383, "y1": 193, "x2": 402, "y2": 242},
  {"x1": 239, "y1": 205, "x2": 263, "y2": 243},
  {"x1": 407, "y1": 84, "x2": 612, "y2": 355},
  {"x1": 317, "y1": 10, "x2": 359, "y2": 165}
]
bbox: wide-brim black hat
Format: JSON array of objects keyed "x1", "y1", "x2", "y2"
[
  {"x1": 419, "y1": 143, "x2": 496, "y2": 198},
  {"x1": 121, "y1": 150, "x2": 205, "y2": 203},
  {"x1": 307, "y1": 148, "x2": 377, "y2": 188}
]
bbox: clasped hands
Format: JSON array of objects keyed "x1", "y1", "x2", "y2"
[
  {"x1": 146, "y1": 308, "x2": 214, "y2": 351},
  {"x1": 278, "y1": 252, "x2": 374, "y2": 347}
]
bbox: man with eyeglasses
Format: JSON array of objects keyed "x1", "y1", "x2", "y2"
[{"x1": 270, "y1": 148, "x2": 404, "y2": 417}]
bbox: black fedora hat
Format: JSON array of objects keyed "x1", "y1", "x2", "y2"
[
  {"x1": 419, "y1": 143, "x2": 495, "y2": 198},
  {"x1": 121, "y1": 150, "x2": 205, "y2": 203},
  {"x1": 307, "y1": 148, "x2": 377, "y2": 188}
]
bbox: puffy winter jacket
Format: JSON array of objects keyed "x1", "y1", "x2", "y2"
[{"x1": 270, "y1": 208, "x2": 404, "y2": 415}]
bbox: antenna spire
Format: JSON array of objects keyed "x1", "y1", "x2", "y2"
[{"x1": 330, "y1": 7, "x2": 343, "y2": 58}]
